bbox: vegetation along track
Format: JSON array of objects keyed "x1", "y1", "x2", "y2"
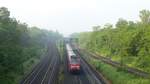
[
  {"x1": 20, "y1": 41, "x2": 60, "y2": 84},
  {"x1": 80, "y1": 48, "x2": 150, "y2": 78}
]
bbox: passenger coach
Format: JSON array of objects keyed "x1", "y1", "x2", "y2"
[{"x1": 66, "y1": 44, "x2": 80, "y2": 73}]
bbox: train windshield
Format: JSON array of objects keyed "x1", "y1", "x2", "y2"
[{"x1": 71, "y1": 56, "x2": 79, "y2": 64}]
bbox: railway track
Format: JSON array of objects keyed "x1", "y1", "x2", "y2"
[
  {"x1": 80, "y1": 48, "x2": 150, "y2": 78},
  {"x1": 71, "y1": 42, "x2": 150, "y2": 78},
  {"x1": 20, "y1": 42, "x2": 60, "y2": 84},
  {"x1": 63, "y1": 43, "x2": 108, "y2": 84},
  {"x1": 21, "y1": 42, "x2": 108, "y2": 84},
  {"x1": 74, "y1": 50, "x2": 108, "y2": 84}
]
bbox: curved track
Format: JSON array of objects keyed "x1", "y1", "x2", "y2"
[
  {"x1": 20, "y1": 42, "x2": 107, "y2": 84},
  {"x1": 20, "y1": 41, "x2": 60, "y2": 84}
]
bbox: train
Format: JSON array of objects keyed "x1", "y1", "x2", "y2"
[{"x1": 66, "y1": 44, "x2": 80, "y2": 73}]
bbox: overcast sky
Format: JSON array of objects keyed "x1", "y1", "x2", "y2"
[{"x1": 0, "y1": 0, "x2": 150, "y2": 36}]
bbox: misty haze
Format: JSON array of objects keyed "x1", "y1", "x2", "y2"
[{"x1": 0, "y1": 0, "x2": 150, "y2": 84}]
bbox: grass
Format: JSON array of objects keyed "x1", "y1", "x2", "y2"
[
  {"x1": 23, "y1": 57, "x2": 40, "y2": 74},
  {"x1": 17, "y1": 48, "x2": 47, "y2": 84},
  {"x1": 90, "y1": 59, "x2": 150, "y2": 84},
  {"x1": 92, "y1": 49, "x2": 150, "y2": 73},
  {"x1": 57, "y1": 41, "x2": 65, "y2": 83},
  {"x1": 80, "y1": 50, "x2": 150, "y2": 84}
]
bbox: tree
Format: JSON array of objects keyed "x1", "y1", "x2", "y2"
[
  {"x1": 92, "y1": 26, "x2": 101, "y2": 31},
  {"x1": 139, "y1": 9, "x2": 150, "y2": 25},
  {"x1": 116, "y1": 18, "x2": 128, "y2": 29},
  {"x1": 0, "y1": 7, "x2": 10, "y2": 21},
  {"x1": 104, "y1": 23, "x2": 113, "y2": 29},
  {"x1": 0, "y1": 7, "x2": 62, "y2": 84}
]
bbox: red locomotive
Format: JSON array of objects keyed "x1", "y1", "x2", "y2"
[{"x1": 66, "y1": 44, "x2": 80, "y2": 73}]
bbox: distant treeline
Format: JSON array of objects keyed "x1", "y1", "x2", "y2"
[
  {"x1": 73, "y1": 9, "x2": 150, "y2": 73},
  {"x1": 0, "y1": 7, "x2": 62, "y2": 84}
]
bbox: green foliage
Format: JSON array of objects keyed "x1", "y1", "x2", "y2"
[
  {"x1": 91, "y1": 59, "x2": 150, "y2": 84},
  {"x1": 0, "y1": 7, "x2": 62, "y2": 84},
  {"x1": 139, "y1": 9, "x2": 150, "y2": 25},
  {"x1": 75, "y1": 9, "x2": 150, "y2": 73}
]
